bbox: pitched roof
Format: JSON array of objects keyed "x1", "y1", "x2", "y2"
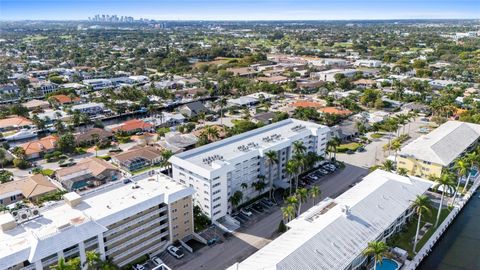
[
  {"x1": 230, "y1": 170, "x2": 432, "y2": 270},
  {"x1": 318, "y1": 107, "x2": 353, "y2": 116},
  {"x1": 0, "y1": 116, "x2": 33, "y2": 129},
  {"x1": 113, "y1": 146, "x2": 163, "y2": 163},
  {"x1": 0, "y1": 174, "x2": 57, "y2": 200},
  {"x1": 74, "y1": 128, "x2": 113, "y2": 143},
  {"x1": 399, "y1": 121, "x2": 480, "y2": 166},
  {"x1": 19, "y1": 135, "x2": 58, "y2": 155},
  {"x1": 111, "y1": 119, "x2": 153, "y2": 133},
  {"x1": 56, "y1": 158, "x2": 118, "y2": 180},
  {"x1": 290, "y1": 101, "x2": 324, "y2": 108},
  {"x1": 22, "y1": 99, "x2": 50, "y2": 109},
  {"x1": 51, "y1": 94, "x2": 80, "y2": 104}
]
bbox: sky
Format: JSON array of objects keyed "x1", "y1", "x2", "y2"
[{"x1": 0, "y1": 0, "x2": 479, "y2": 21}]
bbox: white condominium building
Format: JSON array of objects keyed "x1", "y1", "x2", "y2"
[
  {"x1": 169, "y1": 118, "x2": 330, "y2": 220},
  {"x1": 0, "y1": 171, "x2": 195, "y2": 270},
  {"x1": 228, "y1": 170, "x2": 433, "y2": 270}
]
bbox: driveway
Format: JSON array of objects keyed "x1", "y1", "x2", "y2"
[{"x1": 171, "y1": 164, "x2": 368, "y2": 270}]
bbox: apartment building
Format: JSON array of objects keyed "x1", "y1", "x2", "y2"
[
  {"x1": 169, "y1": 119, "x2": 330, "y2": 220},
  {"x1": 228, "y1": 170, "x2": 432, "y2": 270},
  {"x1": 397, "y1": 121, "x2": 480, "y2": 178},
  {"x1": 0, "y1": 171, "x2": 195, "y2": 270}
]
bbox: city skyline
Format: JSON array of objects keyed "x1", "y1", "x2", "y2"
[{"x1": 1, "y1": 0, "x2": 479, "y2": 21}]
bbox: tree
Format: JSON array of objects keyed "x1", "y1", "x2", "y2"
[
  {"x1": 381, "y1": 160, "x2": 395, "y2": 172},
  {"x1": 433, "y1": 173, "x2": 456, "y2": 227},
  {"x1": 412, "y1": 195, "x2": 432, "y2": 253},
  {"x1": 218, "y1": 98, "x2": 227, "y2": 126},
  {"x1": 286, "y1": 160, "x2": 297, "y2": 195},
  {"x1": 252, "y1": 180, "x2": 267, "y2": 196},
  {"x1": 397, "y1": 168, "x2": 408, "y2": 176},
  {"x1": 451, "y1": 159, "x2": 468, "y2": 207},
  {"x1": 58, "y1": 133, "x2": 76, "y2": 153},
  {"x1": 463, "y1": 152, "x2": 478, "y2": 192},
  {"x1": 390, "y1": 140, "x2": 401, "y2": 162},
  {"x1": 265, "y1": 150, "x2": 278, "y2": 200},
  {"x1": 292, "y1": 141, "x2": 306, "y2": 155},
  {"x1": 0, "y1": 148, "x2": 6, "y2": 169},
  {"x1": 160, "y1": 150, "x2": 174, "y2": 176},
  {"x1": 363, "y1": 241, "x2": 389, "y2": 270},
  {"x1": 309, "y1": 186, "x2": 321, "y2": 206},
  {"x1": 277, "y1": 219, "x2": 287, "y2": 233},
  {"x1": 85, "y1": 250, "x2": 101, "y2": 270},
  {"x1": 0, "y1": 170, "x2": 13, "y2": 183},
  {"x1": 229, "y1": 191, "x2": 243, "y2": 212},
  {"x1": 295, "y1": 188, "x2": 309, "y2": 216},
  {"x1": 281, "y1": 204, "x2": 295, "y2": 222},
  {"x1": 327, "y1": 137, "x2": 341, "y2": 160}
]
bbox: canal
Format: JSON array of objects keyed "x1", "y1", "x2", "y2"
[{"x1": 418, "y1": 191, "x2": 480, "y2": 270}]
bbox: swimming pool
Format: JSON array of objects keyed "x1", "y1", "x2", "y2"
[{"x1": 375, "y1": 258, "x2": 400, "y2": 270}]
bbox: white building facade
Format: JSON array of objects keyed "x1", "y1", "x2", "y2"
[
  {"x1": 169, "y1": 119, "x2": 330, "y2": 220},
  {"x1": 0, "y1": 171, "x2": 194, "y2": 270}
]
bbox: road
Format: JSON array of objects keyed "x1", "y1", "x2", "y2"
[{"x1": 171, "y1": 164, "x2": 368, "y2": 270}]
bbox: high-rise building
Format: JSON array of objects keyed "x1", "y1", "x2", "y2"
[
  {"x1": 169, "y1": 118, "x2": 330, "y2": 220},
  {"x1": 0, "y1": 171, "x2": 194, "y2": 270}
]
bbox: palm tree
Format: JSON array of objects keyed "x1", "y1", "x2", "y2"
[
  {"x1": 265, "y1": 150, "x2": 279, "y2": 200},
  {"x1": 381, "y1": 160, "x2": 395, "y2": 172},
  {"x1": 252, "y1": 180, "x2": 267, "y2": 196},
  {"x1": 397, "y1": 168, "x2": 408, "y2": 176},
  {"x1": 451, "y1": 159, "x2": 469, "y2": 207},
  {"x1": 463, "y1": 152, "x2": 478, "y2": 192},
  {"x1": 412, "y1": 195, "x2": 432, "y2": 253},
  {"x1": 309, "y1": 186, "x2": 321, "y2": 206},
  {"x1": 218, "y1": 98, "x2": 227, "y2": 126},
  {"x1": 50, "y1": 257, "x2": 68, "y2": 270},
  {"x1": 296, "y1": 188, "x2": 309, "y2": 216},
  {"x1": 229, "y1": 191, "x2": 243, "y2": 212},
  {"x1": 0, "y1": 148, "x2": 6, "y2": 170},
  {"x1": 85, "y1": 250, "x2": 101, "y2": 270},
  {"x1": 286, "y1": 160, "x2": 297, "y2": 195},
  {"x1": 363, "y1": 241, "x2": 389, "y2": 270},
  {"x1": 160, "y1": 150, "x2": 174, "y2": 176},
  {"x1": 327, "y1": 137, "x2": 341, "y2": 160},
  {"x1": 281, "y1": 205, "x2": 295, "y2": 222},
  {"x1": 390, "y1": 140, "x2": 401, "y2": 163},
  {"x1": 240, "y1": 183, "x2": 248, "y2": 190},
  {"x1": 292, "y1": 140, "x2": 307, "y2": 155},
  {"x1": 292, "y1": 153, "x2": 305, "y2": 190},
  {"x1": 204, "y1": 125, "x2": 220, "y2": 142},
  {"x1": 433, "y1": 173, "x2": 456, "y2": 227}
]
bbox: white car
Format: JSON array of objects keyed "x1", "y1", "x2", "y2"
[
  {"x1": 135, "y1": 264, "x2": 145, "y2": 270},
  {"x1": 167, "y1": 245, "x2": 184, "y2": 259},
  {"x1": 240, "y1": 208, "x2": 253, "y2": 217},
  {"x1": 151, "y1": 256, "x2": 163, "y2": 266}
]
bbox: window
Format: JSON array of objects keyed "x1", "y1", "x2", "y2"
[
  {"x1": 10, "y1": 195, "x2": 16, "y2": 201},
  {"x1": 213, "y1": 204, "x2": 221, "y2": 209},
  {"x1": 213, "y1": 182, "x2": 221, "y2": 188},
  {"x1": 213, "y1": 190, "x2": 221, "y2": 195},
  {"x1": 213, "y1": 210, "x2": 221, "y2": 216},
  {"x1": 213, "y1": 196, "x2": 221, "y2": 202}
]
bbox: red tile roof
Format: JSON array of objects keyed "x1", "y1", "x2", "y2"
[
  {"x1": 111, "y1": 119, "x2": 153, "y2": 133},
  {"x1": 291, "y1": 101, "x2": 324, "y2": 108},
  {"x1": 51, "y1": 94, "x2": 81, "y2": 104},
  {"x1": 0, "y1": 116, "x2": 33, "y2": 129},
  {"x1": 20, "y1": 135, "x2": 58, "y2": 155},
  {"x1": 318, "y1": 107, "x2": 353, "y2": 116}
]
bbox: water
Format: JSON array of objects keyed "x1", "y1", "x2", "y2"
[
  {"x1": 376, "y1": 258, "x2": 399, "y2": 270},
  {"x1": 418, "y1": 193, "x2": 480, "y2": 270}
]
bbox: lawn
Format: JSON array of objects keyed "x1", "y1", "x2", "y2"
[
  {"x1": 131, "y1": 164, "x2": 163, "y2": 175},
  {"x1": 370, "y1": 133, "x2": 385, "y2": 139},
  {"x1": 337, "y1": 142, "x2": 362, "y2": 152},
  {"x1": 387, "y1": 207, "x2": 451, "y2": 258},
  {"x1": 40, "y1": 169, "x2": 55, "y2": 177}
]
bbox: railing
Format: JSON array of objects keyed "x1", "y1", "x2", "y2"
[
  {"x1": 116, "y1": 238, "x2": 169, "y2": 267},
  {"x1": 113, "y1": 231, "x2": 169, "y2": 262},
  {"x1": 402, "y1": 174, "x2": 480, "y2": 270},
  {"x1": 106, "y1": 222, "x2": 169, "y2": 255},
  {"x1": 104, "y1": 207, "x2": 167, "y2": 236}
]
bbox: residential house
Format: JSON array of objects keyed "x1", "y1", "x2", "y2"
[
  {"x1": 111, "y1": 146, "x2": 163, "y2": 172},
  {"x1": 82, "y1": 78, "x2": 113, "y2": 91},
  {"x1": 253, "y1": 112, "x2": 277, "y2": 125},
  {"x1": 312, "y1": 69, "x2": 356, "y2": 82},
  {"x1": 19, "y1": 135, "x2": 58, "y2": 160},
  {"x1": 109, "y1": 119, "x2": 154, "y2": 134},
  {"x1": 179, "y1": 101, "x2": 209, "y2": 118},
  {"x1": 71, "y1": 102, "x2": 105, "y2": 115},
  {"x1": 256, "y1": 76, "x2": 290, "y2": 84},
  {"x1": 55, "y1": 157, "x2": 120, "y2": 191},
  {"x1": 353, "y1": 79, "x2": 376, "y2": 89},
  {"x1": 50, "y1": 94, "x2": 81, "y2": 105},
  {"x1": 318, "y1": 107, "x2": 353, "y2": 117},
  {"x1": 0, "y1": 116, "x2": 33, "y2": 131},
  {"x1": 158, "y1": 132, "x2": 199, "y2": 153},
  {"x1": 22, "y1": 99, "x2": 50, "y2": 111},
  {"x1": 74, "y1": 128, "x2": 114, "y2": 146},
  {"x1": 330, "y1": 120, "x2": 359, "y2": 142},
  {"x1": 0, "y1": 174, "x2": 58, "y2": 205}
]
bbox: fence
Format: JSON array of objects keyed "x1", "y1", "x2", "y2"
[{"x1": 403, "y1": 175, "x2": 480, "y2": 270}]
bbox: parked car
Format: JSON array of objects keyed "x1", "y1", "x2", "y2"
[
  {"x1": 151, "y1": 256, "x2": 163, "y2": 266},
  {"x1": 167, "y1": 246, "x2": 184, "y2": 259},
  {"x1": 346, "y1": 149, "x2": 355, "y2": 154},
  {"x1": 135, "y1": 264, "x2": 145, "y2": 270},
  {"x1": 240, "y1": 208, "x2": 253, "y2": 217},
  {"x1": 252, "y1": 203, "x2": 264, "y2": 212}
]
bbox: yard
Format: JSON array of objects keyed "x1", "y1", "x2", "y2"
[
  {"x1": 370, "y1": 133, "x2": 385, "y2": 139},
  {"x1": 337, "y1": 142, "x2": 362, "y2": 153},
  {"x1": 387, "y1": 208, "x2": 451, "y2": 258}
]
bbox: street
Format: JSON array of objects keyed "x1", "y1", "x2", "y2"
[{"x1": 169, "y1": 164, "x2": 368, "y2": 270}]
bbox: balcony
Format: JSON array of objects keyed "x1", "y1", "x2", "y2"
[
  {"x1": 113, "y1": 231, "x2": 169, "y2": 263},
  {"x1": 105, "y1": 207, "x2": 167, "y2": 236},
  {"x1": 106, "y1": 222, "x2": 169, "y2": 254},
  {"x1": 116, "y1": 239, "x2": 169, "y2": 267}
]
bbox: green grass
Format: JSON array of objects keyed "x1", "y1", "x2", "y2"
[
  {"x1": 40, "y1": 169, "x2": 55, "y2": 177},
  {"x1": 337, "y1": 142, "x2": 361, "y2": 152},
  {"x1": 370, "y1": 133, "x2": 385, "y2": 139},
  {"x1": 131, "y1": 164, "x2": 163, "y2": 175},
  {"x1": 387, "y1": 207, "x2": 451, "y2": 258},
  {"x1": 22, "y1": 35, "x2": 47, "y2": 42}
]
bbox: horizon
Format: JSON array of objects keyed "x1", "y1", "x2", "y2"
[{"x1": 1, "y1": 0, "x2": 479, "y2": 21}]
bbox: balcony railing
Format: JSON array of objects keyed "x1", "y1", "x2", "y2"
[
  {"x1": 106, "y1": 222, "x2": 169, "y2": 255},
  {"x1": 106, "y1": 218, "x2": 168, "y2": 247},
  {"x1": 105, "y1": 207, "x2": 167, "y2": 236},
  {"x1": 113, "y1": 231, "x2": 169, "y2": 262}
]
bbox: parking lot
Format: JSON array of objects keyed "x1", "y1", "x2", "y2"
[{"x1": 172, "y1": 163, "x2": 369, "y2": 270}]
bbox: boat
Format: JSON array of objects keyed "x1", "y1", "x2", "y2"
[{"x1": 4, "y1": 129, "x2": 38, "y2": 141}]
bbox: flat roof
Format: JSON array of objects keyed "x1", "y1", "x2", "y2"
[
  {"x1": 0, "y1": 171, "x2": 194, "y2": 269},
  {"x1": 170, "y1": 119, "x2": 328, "y2": 172},
  {"x1": 229, "y1": 170, "x2": 432, "y2": 270},
  {"x1": 399, "y1": 121, "x2": 480, "y2": 166}
]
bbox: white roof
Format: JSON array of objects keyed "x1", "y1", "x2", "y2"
[
  {"x1": 0, "y1": 172, "x2": 194, "y2": 269},
  {"x1": 399, "y1": 121, "x2": 480, "y2": 166},
  {"x1": 229, "y1": 170, "x2": 432, "y2": 270},
  {"x1": 170, "y1": 119, "x2": 329, "y2": 172}
]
